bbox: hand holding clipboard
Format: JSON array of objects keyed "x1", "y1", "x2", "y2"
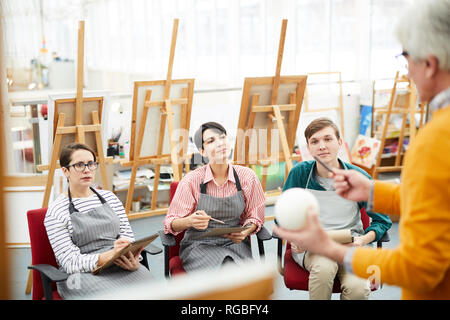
[{"x1": 92, "y1": 233, "x2": 159, "y2": 275}]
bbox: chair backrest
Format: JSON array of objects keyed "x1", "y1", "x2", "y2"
[
  {"x1": 168, "y1": 182, "x2": 185, "y2": 259},
  {"x1": 27, "y1": 208, "x2": 58, "y2": 300},
  {"x1": 360, "y1": 206, "x2": 370, "y2": 230}
]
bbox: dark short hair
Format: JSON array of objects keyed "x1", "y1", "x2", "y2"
[
  {"x1": 193, "y1": 122, "x2": 227, "y2": 151},
  {"x1": 304, "y1": 117, "x2": 340, "y2": 143},
  {"x1": 60, "y1": 143, "x2": 96, "y2": 168}
]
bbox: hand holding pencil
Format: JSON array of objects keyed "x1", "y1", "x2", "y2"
[{"x1": 190, "y1": 210, "x2": 225, "y2": 230}]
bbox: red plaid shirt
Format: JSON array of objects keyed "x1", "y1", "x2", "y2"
[{"x1": 163, "y1": 164, "x2": 266, "y2": 235}]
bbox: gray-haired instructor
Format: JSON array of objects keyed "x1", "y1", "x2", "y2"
[{"x1": 274, "y1": 0, "x2": 450, "y2": 300}]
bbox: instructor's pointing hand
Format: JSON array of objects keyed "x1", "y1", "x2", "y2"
[{"x1": 330, "y1": 168, "x2": 373, "y2": 202}]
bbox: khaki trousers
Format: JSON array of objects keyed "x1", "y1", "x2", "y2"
[{"x1": 303, "y1": 252, "x2": 371, "y2": 300}]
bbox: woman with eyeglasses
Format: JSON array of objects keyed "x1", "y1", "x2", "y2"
[{"x1": 44, "y1": 143, "x2": 153, "y2": 299}]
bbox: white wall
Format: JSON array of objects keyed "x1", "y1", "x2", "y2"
[{"x1": 4, "y1": 187, "x2": 46, "y2": 246}]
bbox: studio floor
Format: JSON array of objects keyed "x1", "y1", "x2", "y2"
[{"x1": 7, "y1": 172, "x2": 402, "y2": 300}]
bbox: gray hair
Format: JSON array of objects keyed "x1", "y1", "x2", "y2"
[{"x1": 395, "y1": 0, "x2": 450, "y2": 71}]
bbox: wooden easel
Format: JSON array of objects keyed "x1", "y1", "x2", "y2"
[
  {"x1": 26, "y1": 21, "x2": 109, "y2": 294},
  {"x1": 302, "y1": 71, "x2": 345, "y2": 137},
  {"x1": 122, "y1": 19, "x2": 194, "y2": 218},
  {"x1": 234, "y1": 19, "x2": 307, "y2": 193},
  {"x1": 372, "y1": 72, "x2": 424, "y2": 178},
  {"x1": 39, "y1": 21, "x2": 108, "y2": 206}
]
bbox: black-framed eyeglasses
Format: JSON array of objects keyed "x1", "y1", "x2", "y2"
[
  {"x1": 66, "y1": 161, "x2": 98, "y2": 172},
  {"x1": 395, "y1": 50, "x2": 409, "y2": 59},
  {"x1": 395, "y1": 50, "x2": 409, "y2": 70}
]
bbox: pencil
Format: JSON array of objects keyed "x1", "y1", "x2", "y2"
[
  {"x1": 313, "y1": 155, "x2": 334, "y2": 173},
  {"x1": 209, "y1": 216, "x2": 225, "y2": 224},
  {"x1": 313, "y1": 155, "x2": 349, "y2": 183},
  {"x1": 194, "y1": 211, "x2": 225, "y2": 224}
]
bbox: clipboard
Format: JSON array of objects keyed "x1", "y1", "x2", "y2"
[
  {"x1": 92, "y1": 233, "x2": 159, "y2": 275},
  {"x1": 192, "y1": 225, "x2": 251, "y2": 240}
]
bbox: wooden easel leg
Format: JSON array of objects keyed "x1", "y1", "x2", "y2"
[
  {"x1": 284, "y1": 164, "x2": 289, "y2": 184},
  {"x1": 25, "y1": 269, "x2": 33, "y2": 295},
  {"x1": 92, "y1": 111, "x2": 108, "y2": 188},
  {"x1": 374, "y1": 72, "x2": 399, "y2": 179},
  {"x1": 125, "y1": 163, "x2": 139, "y2": 214},
  {"x1": 126, "y1": 91, "x2": 152, "y2": 214},
  {"x1": 42, "y1": 114, "x2": 65, "y2": 207},
  {"x1": 272, "y1": 105, "x2": 293, "y2": 172},
  {"x1": 287, "y1": 92, "x2": 297, "y2": 148},
  {"x1": 246, "y1": 94, "x2": 259, "y2": 167},
  {"x1": 261, "y1": 165, "x2": 268, "y2": 192},
  {"x1": 165, "y1": 99, "x2": 180, "y2": 181},
  {"x1": 267, "y1": 119, "x2": 273, "y2": 163},
  {"x1": 76, "y1": 125, "x2": 85, "y2": 144},
  {"x1": 179, "y1": 88, "x2": 189, "y2": 176},
  {"x1": 151, "y1": 165, "x2": 161, "y2": 210},
  {"x1": 42, "y1": 146, "x2": 58, "y2": 208},
  {"x1": 184, "y1": 154, "x2": 192, "y2": 174},
  {"x1": 178, "y1": 163, "x2": 184, "y2": 177}
]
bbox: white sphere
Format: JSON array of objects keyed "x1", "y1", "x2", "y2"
[{"x1": 274, "y1": 188, "x2": 319, "y2": 230}]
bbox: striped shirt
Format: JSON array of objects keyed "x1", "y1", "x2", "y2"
[
  {"x1": 163, "y1": 164, "x2": 266, "y2": 235},
  {"x1": 44, "y1": 189, "x2": 134, "y2": 274}
]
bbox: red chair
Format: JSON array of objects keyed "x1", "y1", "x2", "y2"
[
  {"x1": 27, "y1": 208, "x2": 65, "y2": 300},
  {"x1": 27, "y1": 208, "x2": 161, "y2": 300},
  {"x1": 158, "y1": 182, "x2": 272, "y2": 277},
  {"x1": 274, "y1": 207, "x2": 390, "y2": 293}
]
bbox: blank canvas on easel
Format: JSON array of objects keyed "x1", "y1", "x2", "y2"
[
  {"x1": 234, "y1": 76, "x2": 307, "y2": 166},
  {"x1": 46, "y1": 91, "x2": 111, "y2": 163},
  {"x1": 54, "y1": 97, "x2": 103, "y2": 154},
  {"x1": 129, "y1": 79, "x2": 194, "y2": 161}
]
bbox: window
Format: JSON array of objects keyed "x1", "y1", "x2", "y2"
[
  {"x1": 370, "y1": 0, "x2": 410, "y2": 79},
  {"x1": 2, "y1": 0, "x2": 413, "y2": 88},
  {"x1": 295, "y1": 0, "x2": 330, "y2": 74},
  {"x1": 1, "y1": 0, "x2": 415, "y2": 175}
]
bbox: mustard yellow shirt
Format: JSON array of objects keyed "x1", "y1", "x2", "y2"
[{"x1": 352, "y1": 105, "x2": 450, "y2": 300}]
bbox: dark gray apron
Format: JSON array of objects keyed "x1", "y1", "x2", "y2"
[
  {"x1": 57, "y1": 187, "x2": 153, "y2": 299},
  {"x1": 179, "y1": 167, "x2": 253, "y2": 272}
]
